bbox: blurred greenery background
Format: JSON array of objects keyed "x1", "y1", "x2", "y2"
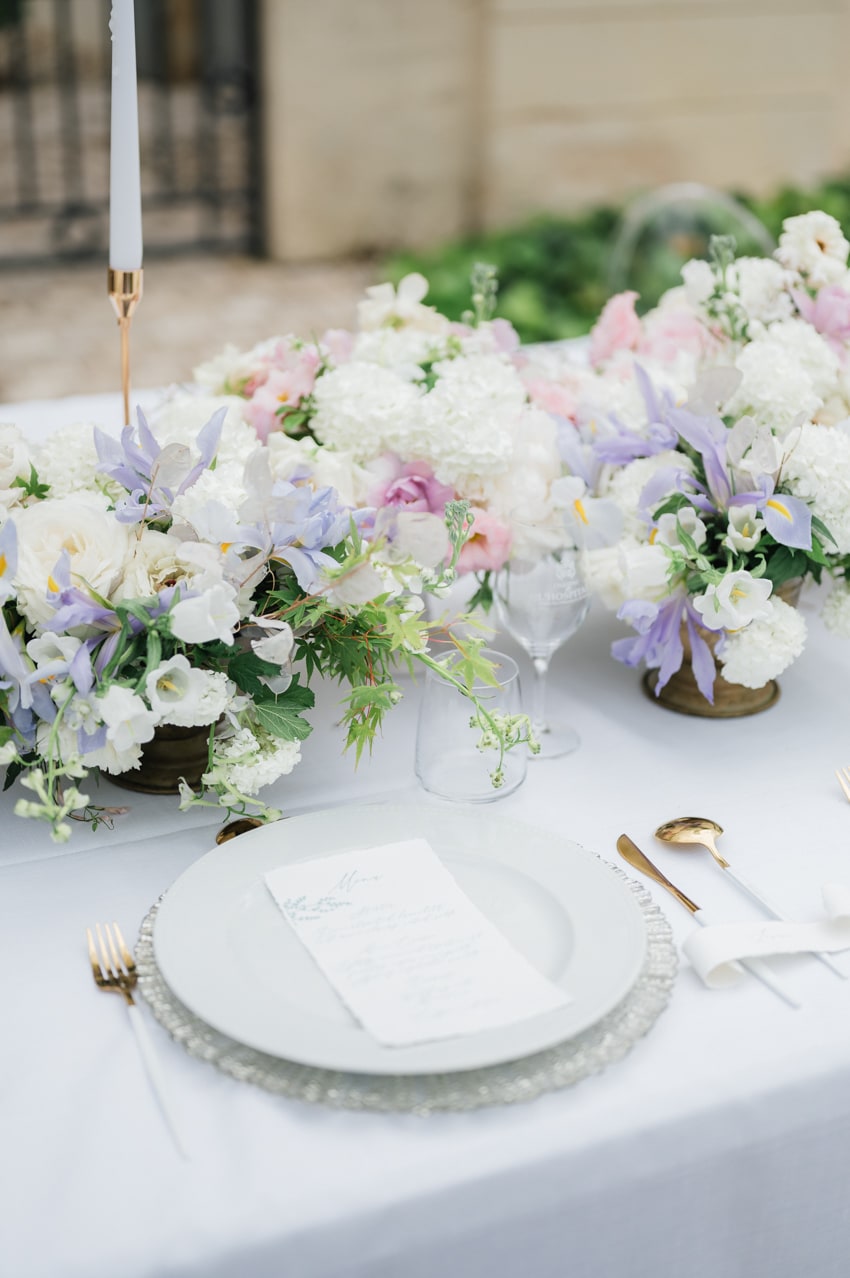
[{"x1": 384, "y1": 177, "x2": 850, "y2": 344}]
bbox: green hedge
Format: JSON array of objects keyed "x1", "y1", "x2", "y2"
[{"x1": 384, "y1": 178, "x2": 850, "y2": 344}]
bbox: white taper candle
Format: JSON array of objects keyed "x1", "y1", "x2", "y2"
[{"x1": 109, "y1": 0, "x2": 143, "y2": 270}]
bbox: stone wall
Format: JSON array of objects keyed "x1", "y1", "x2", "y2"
[{"x1": 260, "y1": 0, "x2": 850, "y2": 260}]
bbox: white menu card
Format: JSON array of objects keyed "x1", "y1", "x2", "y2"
[{"x1": 265, "y1": 838, "x2": 571, "y2": 1047}]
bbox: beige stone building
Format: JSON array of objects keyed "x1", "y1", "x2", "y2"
[{"x1": 260, "y1": 0, "x2": 850, "y2": 260}]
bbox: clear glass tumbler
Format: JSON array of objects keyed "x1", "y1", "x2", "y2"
[{"x1": 415, "y1": 648, "x2": 527, "y2": 802}]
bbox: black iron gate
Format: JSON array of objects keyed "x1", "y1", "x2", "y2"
[{"x1": 0, "y1": 0, "x2": 261, "y2": 268}]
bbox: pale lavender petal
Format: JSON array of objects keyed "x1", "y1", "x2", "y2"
[
  {"x1": 762, "y1": 493, "x2": 812, "y2": 550},
  {"x1": 685, "y1": 612, "x2": 716, "y2": 704}
]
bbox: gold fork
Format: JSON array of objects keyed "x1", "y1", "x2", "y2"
[
  {"x1": 87, "y1": 922, "x2": 188, "y2": 1158},
  {"x1": 836, "y1": 767, "x2": 850, "y2": 803}
]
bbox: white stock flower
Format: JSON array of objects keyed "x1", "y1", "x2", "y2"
[
  {"x1": 717, "y1": 596, "x2": 807, "y2": 687},
  {"x1": 98, "y1": 685, "x2": 157, "y2": 752},
  {"x1": 822, "y1": 582, "x2": 850, "y2": 637},
  {"x1": 145, "y1": 655, "x2": 229, "y2": 727},
  {"x1": 13, "y1": 494, "x2": 131, "y2": 628},
  {"x1": 311, "y1": 363, "x2": 422, "y2": 461},
  {"x1": 777, "y1": 212, "x2": 850, "y2": 287},
  {"x1": 783, "y1": 422, "x2": 850, "y2": 553},
  {"x1": 692, "y1": 570, "x2": 773, "y2": 632},
  {"x1": 206, "y1": 725, "x2": 301, "y2": 796},
  {"x1": 724, "y1": 505, "x2": 764, "y2": 552},
  {"x1": 170, "y1": 583, "x2": 240, "y2": 645}
]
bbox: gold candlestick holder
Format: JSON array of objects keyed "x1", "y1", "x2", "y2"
[{"x1": 107, "y1": 267, "x2": 144, "y2": 426}]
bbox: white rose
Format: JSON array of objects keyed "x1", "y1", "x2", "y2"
[
  {"x1": 13, "y1": 495, "x2": 131, "y2": 628},
  {"x1": 114, "y1": 528, "x2": 196, "y2": 601}
]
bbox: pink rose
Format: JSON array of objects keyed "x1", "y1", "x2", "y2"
[
  {"x1": 457, "y1": 509, "x2": 512, "y2": 574},
  {"x1": 795, "y1": 285, "x2": 850, "y2": 356},
  {"x1": 244, "y1": 349, "x2": 321, "y2": 442},
  {"x1": 367, "y1": 454, "x2": 455, "y2": 515},
  {"x1": 589, "y1": 292, "x2": 642, "y2": 366}
]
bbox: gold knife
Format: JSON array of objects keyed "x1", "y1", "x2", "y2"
[{"x1": 616, "y1": 833, "x2": 799, "y2": 1008}]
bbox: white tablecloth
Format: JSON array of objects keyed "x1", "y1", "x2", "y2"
[{"x1": 2, "y1": 393, "x2": 850, "y2": 1278}]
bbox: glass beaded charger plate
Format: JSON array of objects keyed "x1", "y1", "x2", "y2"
[{"x1": 152, "y1": 802, "x2": 649, "y2": 1076}]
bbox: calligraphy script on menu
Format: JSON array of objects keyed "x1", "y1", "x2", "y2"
[{"x1": 265, "y1": 838, "x2": 570, "y2": 1047}]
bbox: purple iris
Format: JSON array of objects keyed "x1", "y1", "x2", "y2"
[
  {"x1": 613, "y1": 591, "x2": 717, "y2": 703},
  {"x1": 95, "y1": 406, "x2": 225, "y2": 524},
  {"x1": 590, "y1": 366, "x2": 679, "y2": 465}
]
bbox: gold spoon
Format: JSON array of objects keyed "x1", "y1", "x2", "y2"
[
  {"x1": 655, "y1": 817, "x2": 844, "y2": 980},
  {"x1": 617, "y1": 833, "x2": 799, "y2": 1007}
]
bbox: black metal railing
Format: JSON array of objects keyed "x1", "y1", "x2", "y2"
[{"x1": 0, "y1": 0, "x2": 260, "y2": 268}]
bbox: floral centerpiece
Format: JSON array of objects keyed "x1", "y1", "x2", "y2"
[
  {"x1": 0, "y1": 390, "x2": 537, "y2": 841},
  {"x1": 515, "y1": 212, "x2": 850, "y2": 710}
]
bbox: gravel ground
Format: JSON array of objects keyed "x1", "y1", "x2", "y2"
[{"x1": 1, "y1": 255, "x2": 376, "y2": 404}]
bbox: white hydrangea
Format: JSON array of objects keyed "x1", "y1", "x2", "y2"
[
  {"x1": 34, "y1": 423, "x2": 119, "y2": 500},
  {"x1": 151, "y1": 393, "x2": 257, "y2": 465},
  {"x1": 724, "y1": 340, "x2": 822, "y2": 435},
  {"x1": 388, "y1": 355, "x2": 527, "y2": 486},
  {"x1": 782, "y1": 422, "x2": 850, "y2": 552},
  {"x1": 310, "y1": 363, "x2": 422, "y2": 461},
  {"x1": 170, "y1": 456, "x2": 254, "y2": 529},
  {"x1": 352, "y1": 327, "x2": 446, "y2": 381},
  {"x1": 760, "y1": 319, "x2": 839, "y2": 398},
  {"x1": 733, "y1": 258, "x2": 794, "y2": 327},
  {"x1": 601, "y1": 451, "x2": 691, "y2": 537},
  {"x1": 822, "y1": 582, "x2": 850, "y2": 637},
  {"x1": 776, "y1": 212, "x2": 850, "y2": 287},
  {"x1": 717, "y1": 596, "x2": 807, "y2": 688},
  {"x1": 206, "y1": 726, "x2": 301, "y2": 796}
]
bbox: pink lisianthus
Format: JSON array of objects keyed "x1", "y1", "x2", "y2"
[
  {"x1": 489, "y1": 318, "x2": 521, "y2": 353},
  {"x1": 589, "y1": 291, "x2": 642, "y2": 366},
  {"x1": 794, "y1": 285, "x2": 850, "y2": 356},
  {"x1": 456, "y1": 509, "x2": 512, "y2": 574},
  {"x1": 367, "y1": 454, "x2": 455, "y2": 514},
  {"x1": 244, "y1": 349, "x2": 321, "y2": 442}
]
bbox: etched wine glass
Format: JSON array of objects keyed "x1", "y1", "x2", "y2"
[{"x1": 493, "y1": 544, "x2": 590, "y2": 758}]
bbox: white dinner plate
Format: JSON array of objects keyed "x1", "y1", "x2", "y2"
[{"x1": 153, "y1": 803, "x2": 647, "y2": 1075}]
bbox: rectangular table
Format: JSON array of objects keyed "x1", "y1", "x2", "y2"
[{"x1": 2, "y1": 392, "x2": 850, "y2": 1278}]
